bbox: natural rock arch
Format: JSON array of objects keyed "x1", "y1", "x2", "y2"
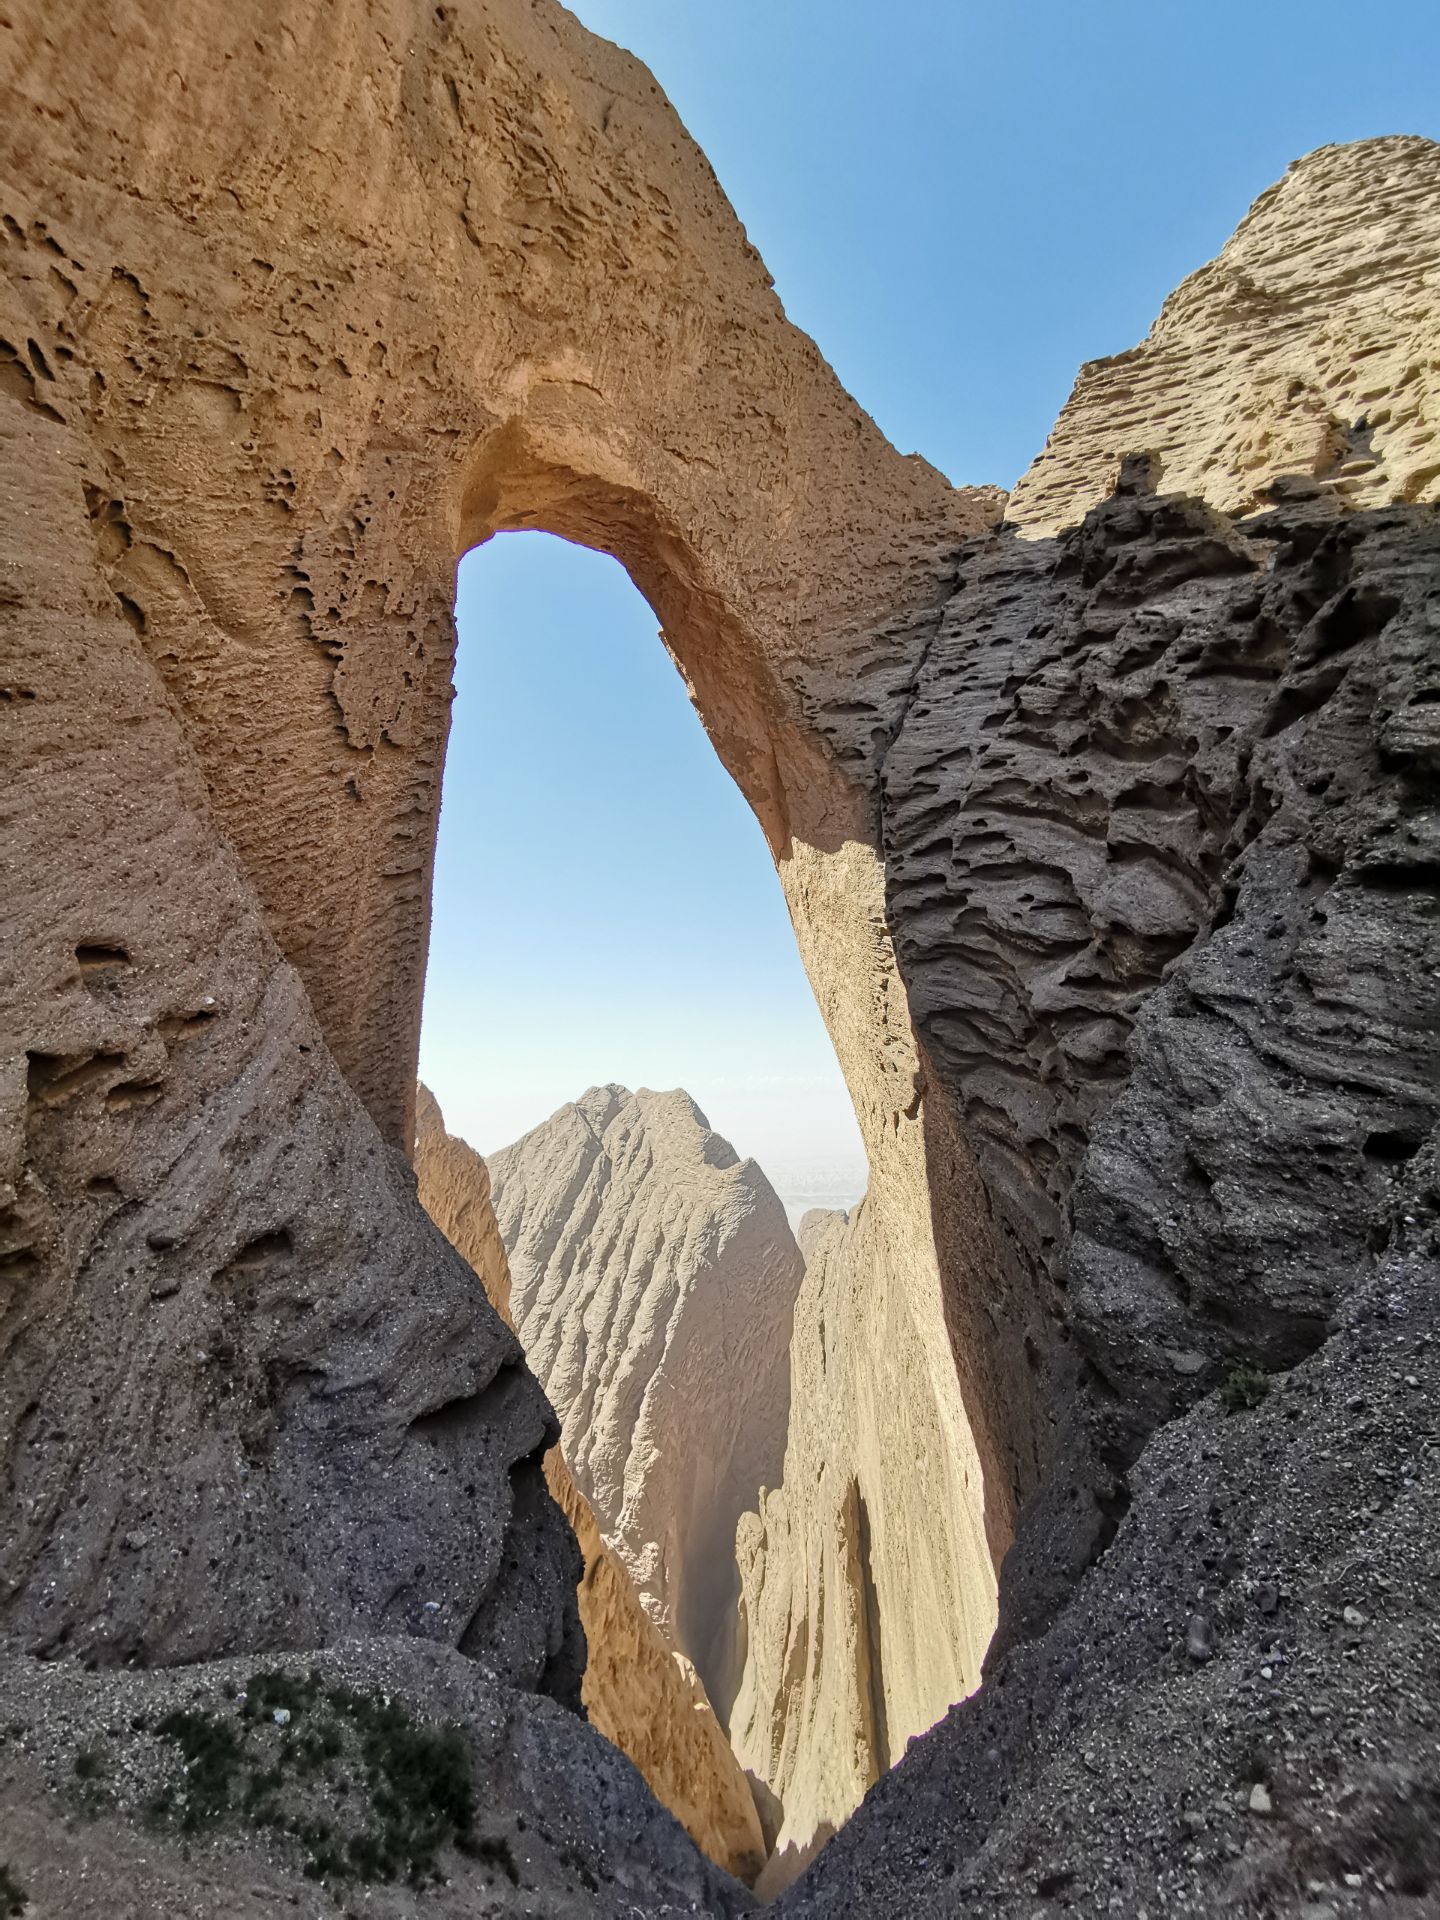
[
  {"x1": 441, "y1": 375, "x2": 1022, "y2": 1819},
  {"x1": 4, "y1": 0, "x2": 1439, "y2": 1900},
  {"x1": 1, "y1": 0, "x2": 1017, "y2": 1768}
]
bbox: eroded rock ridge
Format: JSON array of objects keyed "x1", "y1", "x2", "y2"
[
  {"x1": 489, "y1": 1084, "x2": 803, "y2": 1719},
  {"x1": 414, "y1": 1085, "x2": 768, "y2": 1884}
]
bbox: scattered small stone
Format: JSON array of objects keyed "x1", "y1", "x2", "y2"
[
  {"x1": 271, "y1": 1707, "x2": 290, "y2": 1726},
  {"x1": 1343, "y1": 1872, "x2": 1363, "y2": 1888},
  {"x1": 1342, "y1": 1606, "x2": 1367, "y2": 1627},
  {"x1": 1248, "y1": 1782, "x2": 1273, "y2": 1815},
  {"x1": 1186, "y1": 1614, "x2": 1215, "y2": 1661}
]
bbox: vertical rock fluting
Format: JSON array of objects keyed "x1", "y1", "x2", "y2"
[
  {"x1": 0, "y1": 386, "x2": 582, "y2": 1685},
  {"x1": 414, "y1": 1086, "x2": 767, "y2": 1884},
  {"x1": 488, "y1": 1085, "x2": 804, "y2": 1718},
  {"x1": 730, "y1": 1192, "x2": 998, "y2": 1878}
]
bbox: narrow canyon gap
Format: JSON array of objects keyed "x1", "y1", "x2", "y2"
[{"x1": 415, "y1": 521, "x2": 1002, "y2": 1860}]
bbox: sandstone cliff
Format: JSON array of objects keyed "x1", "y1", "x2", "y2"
[
  {"x1": 2, "y1": 0, "x2": 1438, "y2": 1909},
  {"x1": 414, "y1": 1085, "x2": 766, "y2": 1884},
  {"x1": 489, "y1": 1085, "x2": 804, "y2": 1718},
  {"x1": 1009, "y1": 138, "x2": 1440, "y2": 536}
]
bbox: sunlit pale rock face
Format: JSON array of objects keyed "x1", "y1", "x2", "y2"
[
  {"x1": 413, "y1": 1085, "x2": 767, "y2": 1884},
  {"x1": 488, "y1": 1085, "x2": 804, "y2": 1720},
  {"x1": 730, "y1": 1182, "x2": 999, "y2": 1883},
  {"x1": 1008, "y1": 137, "x2": 1440, "y2": 536}
]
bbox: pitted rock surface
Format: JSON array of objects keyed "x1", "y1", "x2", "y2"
[
  {"x1": 1009, "y1": 138, "x2": 1440, "y2": 535},
  {"x1": 879, "y1": 471, "x2": 1440, "y2": 1653},
  {"x1": 2, "y1": 0, "x2": 1438, "y2": 1909}
]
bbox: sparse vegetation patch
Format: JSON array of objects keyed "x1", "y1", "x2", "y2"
[
  {"x1": 1219, "y1": 1360, "x2": 1270, "y2": 1414},
  {"x1": 149, "y1": 1669, "x2": 476, "y2": 1889}
]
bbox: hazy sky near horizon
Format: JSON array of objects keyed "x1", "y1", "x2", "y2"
[{"x1": 418, "y1": 3, "x2": 1440, "y2": 1189}]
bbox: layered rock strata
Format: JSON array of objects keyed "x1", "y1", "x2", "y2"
[
  {"x1": 414, "y1": 1084, "x2": 767, "y2": 1883},
  {"x1": 489, "y1": 1085, "x2": 804, "y2": 1717}
]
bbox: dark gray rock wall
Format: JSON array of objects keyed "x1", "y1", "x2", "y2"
[{"x1": 782, "y1": 477, "x2": 1440, "y2": 1914}]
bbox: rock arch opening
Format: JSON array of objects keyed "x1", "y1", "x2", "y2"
[
  {"x1": 405, "y1": 431, "x2": 1017, "y2": 1876},
  {"x1": 2, "y1": 0, "x2": 1437, "y2": 1899},
  {"x1": 419, "y1": 526, "x2": 864, "y2": 1222}
]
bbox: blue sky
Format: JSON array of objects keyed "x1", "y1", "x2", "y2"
[{"x1": 419, "y1": 2, "x2": 1439, "y2": 1195}]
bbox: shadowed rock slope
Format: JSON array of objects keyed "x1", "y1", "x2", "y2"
[
  {"x1": 488, "y1": 1085, "x2": 804, "y2": 1720},
  {"x1": 773, "y1": 223, "x2": 1440, "y2": 1920},
  {"x1": 414, "y1": 1085, "x2": 767, "y2": 1884}
]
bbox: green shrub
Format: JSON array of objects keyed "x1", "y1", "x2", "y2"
[
  {"x1": 151, "y1": 1673, "x2": 475, "y2": 1887},
  {"x1": 1219, "y1": 1360, "x2": 1269, "y2": 1413}
]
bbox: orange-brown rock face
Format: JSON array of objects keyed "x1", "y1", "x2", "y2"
[
  {"x1": 414, "y1": 1086, "x2": 767, "y2": 1885},
  {"x1": 545, "y1": 1451, "x2": 768, "y2": 1888}
]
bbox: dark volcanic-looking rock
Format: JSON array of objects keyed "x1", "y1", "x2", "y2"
[
  {"x1": 2, "y1": 0, "x2": 1439, "y2": 1909},
  {"x1": 779, "y1": 1137, "x2": 1440, "y2": 1917},
  {"x1": 883, "y1": 471, "x2": 1440, "y2": 1650}
]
